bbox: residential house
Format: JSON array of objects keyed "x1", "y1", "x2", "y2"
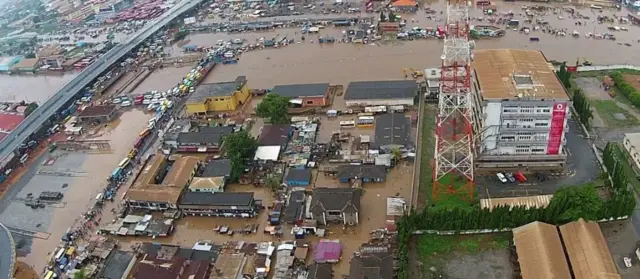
[
  {"x1": 258, "y1": 124, "x2": 292, "y2": 148},
  {"x1": 309, "y1": 188, "x2": 361, "y2": 226},
  {"x1": 348, "y1": 248, "x2": 395, "y2": 279},
  {"x1": 129, "y1": 243, "x2": 218, "y2": 279},
  {"x1": 283, "y1": 191, "x2": 306, "y2": 224},
  {"x1": 176, "y1": 126, "x2": 233, "y2": 153},
  {"x1": 284, "y1": 168, "x2": 312, "y2": 187},
  {"x1": 336, "y1": 165, "x2": 386, "y2": 183},
  {"x1": 185, "y1": 76, "x2": 250, "y2": 114},
  {"x1": 271, "y1": 83, "x2": 330, "y2": 107},
  {"x1": 187, "y1": 159, "x2": 233, "y2": 193}
]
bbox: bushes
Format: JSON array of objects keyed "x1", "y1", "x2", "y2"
[{"x1": 610, "y1": 71, "x2": 640, "y2": 108}]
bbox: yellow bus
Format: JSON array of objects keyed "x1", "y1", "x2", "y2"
[{"x1": 356, "y1": 116, "x2": 375, "y2": 128}]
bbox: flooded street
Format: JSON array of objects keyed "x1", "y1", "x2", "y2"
[
  {"x1": 2, "y1": 2, "x2": 639, "y2": 102},
  {"x1": 0, "y1": 74, "x2": 77, "y2": 103},
  {"x1": 8, "y1": 109, "x2": 152, "y2": 272},
  {"x1": 1, "y1": 0, "x2": 639, "y2": 275}
]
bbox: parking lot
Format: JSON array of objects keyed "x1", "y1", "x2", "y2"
[{"x1": 476, "y1": 120, "x2": 600, "y2": 198}]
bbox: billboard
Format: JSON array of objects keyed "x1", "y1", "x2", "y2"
[{"x1": 546, "y1": 102, "x2": 567, "y2": 155}]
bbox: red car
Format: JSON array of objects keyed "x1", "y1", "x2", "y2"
[{"x1": 515, "y1": 171, "x2": 527, "y2": 182}]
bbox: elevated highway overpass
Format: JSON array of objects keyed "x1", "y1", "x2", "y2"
[{"x1": 0, "y1": 0, "x2": 204, "y2": 166}]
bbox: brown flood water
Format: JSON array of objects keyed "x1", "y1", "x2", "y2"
[
  {"x1": 0, "y1": 74, "x2": 77, "y2": 103},
  {"x1": 21, "y1": 109, "x2": 152, "y2": 271},
  {"x1": 10, "y1": 0, "x2": 640, "y2": 274}
]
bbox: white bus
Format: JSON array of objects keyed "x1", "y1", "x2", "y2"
[
  {"x1": 339, "y1": 120, "x2": 356, "y2": 128},
  {"x1": 357, "y1": 116, "x2": 375, "y2": 128}
]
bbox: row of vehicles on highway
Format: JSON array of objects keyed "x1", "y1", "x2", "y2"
[{"x1": 496, "y1": 171, "x2": 527, "y2": 183}]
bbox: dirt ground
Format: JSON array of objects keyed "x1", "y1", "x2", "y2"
[
  {"x1": 623, "y1": 74, "x2": 640, "y2": 93},
  {"x1": 410, "y1": 234, "x2": 514, "y2": 279},
  {"x1": 574, "y1": 77, "x2": 612, "y2": 101},
  {"x1": 13, "y1": 261, "x2": 38, "y2": 279}
]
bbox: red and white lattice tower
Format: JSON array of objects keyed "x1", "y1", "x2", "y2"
[{"x1": 432, "y1": 0, "x2": 475, "y2": 201}]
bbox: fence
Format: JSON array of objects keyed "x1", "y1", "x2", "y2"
[
  {"x1": 555, "y1": 64, "x2": 640, "y2": 72},
  {"x1": 411, "y1": 216, "x2": 629, "y2": 235}
]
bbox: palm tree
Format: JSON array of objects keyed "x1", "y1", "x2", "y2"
[{"x1": 391, "y1": 148, "x2": 402, "y2": 162}]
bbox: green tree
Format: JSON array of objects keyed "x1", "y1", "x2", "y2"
[
  {"x1": 256, "y1": 93, "x2": 290, "y2": 124},
  {"x1": 24, "y1": 102, "x2": 38, "y2": 117},
  {"x1": 74, "y1": 269, "x2": 85, "y2": 279},
  {"x1": 264, "y1": 174, "x2": 282, "y2": 192},
  {"x1": 572, "y1": 88, "x2": 593, "y2": 129},
  {"x1": 549, "y1": 185, "x2": 603, "y2": 222},
  {"x1": 557, "y1": 63, "x2": 572, "y2": 89},
  {"x1": 223, "y1": 131, "x2": 258, "y2": 182}
]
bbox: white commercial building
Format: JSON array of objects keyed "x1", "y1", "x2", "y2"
[
  {"x1": 471, "y1": 49, "x2": 570, "y2": 170},
  {"x1": 623, "y1": 133, "x2": 640, "y2": 171}
]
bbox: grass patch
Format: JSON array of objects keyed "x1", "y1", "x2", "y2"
[
  {"x1": 418, "y1": 105, "x2": 436, "y2": 208},
  {"x1": 418, "y1": 233, "x2": 511, "y2": 260},
  {"x1": 419, "y1": 105, "x2": 475, "y2": 209},
  {"x1": 612, "y1": 143, "x2": 640, "y2": 193},
  {"x1": 592, "y1": 100, "x2": 639, "y2": 127}
]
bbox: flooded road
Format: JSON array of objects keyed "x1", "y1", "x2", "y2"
[
  {"x1": 11, "y1": 109, "x2": 152, "y2": 272},
  {"x1": 2, "y1": 2, "x2": 639, "y2": 103}
]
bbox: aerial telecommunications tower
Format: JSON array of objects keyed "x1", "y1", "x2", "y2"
[{"x1": 432, "y1": 0, "x2": 475, "y2": 201}]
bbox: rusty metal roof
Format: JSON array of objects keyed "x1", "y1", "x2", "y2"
[{"x1": 473, "y1": 49, "x2": 569, "y2": 101}]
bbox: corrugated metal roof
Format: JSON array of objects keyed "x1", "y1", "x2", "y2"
[
  {"x1": 559, "y1": 219, "x2": 621, "y2": 279},
  {"x1": 513, "y1": 221, "x2": 572, "y2": 279},
  {"x1": 480, "y1": 194, "x2": 553, "y2": 210}
]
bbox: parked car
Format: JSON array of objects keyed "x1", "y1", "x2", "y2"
[
  {"x1": 112, "y1": 97, "x2": 122, "y2": 104},
  {"x1": 496, "y1": 173, "x2": 508, "y2": 183},
  {"x1": 515, "y1": 171, "x2": 527, "y2": 182},
  {"x1": 121, "y1": 100, "x2": 132, "y2": 107},
  {"x1": 505, "y1": 173, "x2": 516, "y2": 183}
]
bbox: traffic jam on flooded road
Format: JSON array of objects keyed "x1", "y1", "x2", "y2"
[{"x1": 1, "y1": 0, "x2": 640, "y2": 278}]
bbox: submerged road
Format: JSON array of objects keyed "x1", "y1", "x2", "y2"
[
  {"x1": 0, "y1": 0, "x2": 204, "y2": 165},
  {"x1": 0, "y1": 222, "x2": 14, "y2": 279}
]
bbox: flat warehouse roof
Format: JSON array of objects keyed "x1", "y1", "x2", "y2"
[
  {"x1": 344, "y1": 80, "x2": 417, "y2": 100},
  {"x1": 473, "y1": 49, "x2": 568, "y2": 101},
  {"x1": 374, "y1": 113, "x2": 411, "y2": 148},
  {"x1": 271, "y1": 83, "x2": 330, "y2": 98},
  {"x1": 180, "y1": 191, "x2": 254, "y2": 206}
]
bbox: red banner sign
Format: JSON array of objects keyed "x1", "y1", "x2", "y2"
[{"x1": 547, "y1": 103, "x2": 567, "y2": 155}]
